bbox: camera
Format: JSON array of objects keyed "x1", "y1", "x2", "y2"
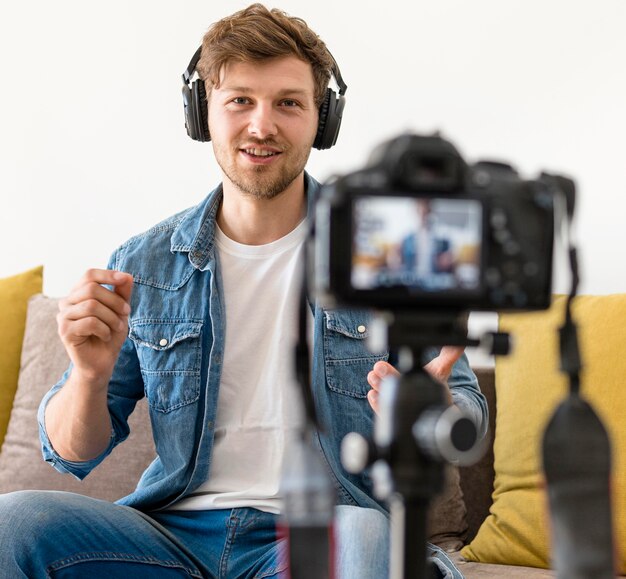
[
  {"x1": 305, "y1": 132, "x2": 579, "y2": 579},
  {"x1": 313, "y1": 133, "x2": 558, "y2": 313}
]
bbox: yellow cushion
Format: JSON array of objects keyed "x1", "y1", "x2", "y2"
[
  {"x1": 461, "y1": 294, "x2": 626, "y2": 572},
  {"x1": 0, "y1": 266, "x2": 43, "y2": 448}
]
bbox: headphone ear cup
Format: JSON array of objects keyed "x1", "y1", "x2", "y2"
[
  {"x1": 191, "y1": 80, "x2": 210, "y2": 142},
  {"x1": 182, "y1": 84, "x2": 197, "y2": 140},
  {"x1": 313, "y1": 88, "x2": 345, "y2": 150},
  {"x1": 313, "y1": 89, "x2": 331, "y2": 150}
]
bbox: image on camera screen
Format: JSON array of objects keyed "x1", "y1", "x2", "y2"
[{"x1": 351, "y1": 196, "x2": 482, "y2": 293}]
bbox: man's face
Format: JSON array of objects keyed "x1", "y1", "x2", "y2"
[{"x1": 207, "y1": 56, "x2": 319, "y2": 200}]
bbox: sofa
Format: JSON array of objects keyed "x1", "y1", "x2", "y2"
[{"x1": 1, "y1": 288, "x2": 624, "y2": 578}]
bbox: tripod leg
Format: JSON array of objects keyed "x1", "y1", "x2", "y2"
[{"x1": 389, "y1": 496, "x2": 432, "y2": 579}]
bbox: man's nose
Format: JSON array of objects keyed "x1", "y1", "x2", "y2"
[{"x1": 247, "y1": 103, "x2": 278, "y2": 139}]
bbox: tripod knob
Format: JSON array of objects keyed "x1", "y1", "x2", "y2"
[
  {"x1": 341, "y1": 432, "x2": 375, "y2": 474},
  {"x1": 484, "y1": 331, "x2": 511, "y2": 356},
  {"x1": 413, "y1": 405, "x2": 483, "y2": 466}
]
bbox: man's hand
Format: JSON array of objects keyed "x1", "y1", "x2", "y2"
[
  {"x1": 366, "y1": 361, "x2": 400, "y2": 415},
  {"x1": 366, "y1": 347, "x2": 465, "y2": 414},
  {"x1": 423, "y1": 346, "x2": 465, "y2": 394},
  {"x1": 57, "y1": 269, "x2": 133, "y2": 389}
]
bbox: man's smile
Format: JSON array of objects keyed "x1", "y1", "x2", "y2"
[
  {"x1": 242, "y1": 148, "x2": 280, "y2": 157},
  {"x1": 239, "y1": 145, "x2": 284, "y2": 164}
]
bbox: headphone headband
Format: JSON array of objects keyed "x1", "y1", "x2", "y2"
[
  {"x1": 182, "y1": 46, "x2": 202, "y2": 86},
  {"x1": 328, "y1": 53, "x2": 347, "y2": 97}
]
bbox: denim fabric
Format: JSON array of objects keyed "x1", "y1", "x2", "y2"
[{"x1": 0, "y1": 491, "x2": 394, "y2": 579}]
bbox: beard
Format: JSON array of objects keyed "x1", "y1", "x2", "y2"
[{"x1": 213, "y1": 138, "x2": 313, "y2": 201}]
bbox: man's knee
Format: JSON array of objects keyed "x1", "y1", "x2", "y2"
[
  {"x1": 334, "y1": 505, "x2": 390, "y2": 579},
  {"x1": 0, "y1": 489, "x2": 55, "y2": 525},
  {"x1": 0, "y1": 490, "x2": 119, "y2": 574},
  {"x1": 0, "y1": 490, "x2": 66, "y2": 571},
  {"x1": 2, "y1": 489, "x2": 71, "y2": 517},
  {"x1": 335, "y1": 504, "x2": 389, "y2": 543},
  {"x1": 336, "y1": 506, "x2": 389, "y2": 557},
  {"x1": 0, "y1": 490, "x2": 96, "y2": 542}
]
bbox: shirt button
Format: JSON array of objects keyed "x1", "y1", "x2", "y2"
[
  {"x1": 159, "y1": 338, "x2": 168, "y2": 347},
  {"x1": 357, "y1": 325, "x2": 366, "y2": 334}
]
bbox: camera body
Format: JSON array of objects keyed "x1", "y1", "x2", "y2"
[{"x1": 313, "y1": 133, "x2": 556, "y2": 313}]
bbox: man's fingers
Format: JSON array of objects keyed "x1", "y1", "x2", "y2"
[
  {"x1": 368, "y1": 361, "x2": 401, "y2": 416},
  {"x1": 70, "y1": 268, "x2": 125, "y2": 291},
  {"x1": 112, "y1": 271, "x2": 134, "y2": 303},
  {"x1": 367, "y1": 370, "x2": 381, "y2": 391},
  {"x1": 372, "y1": 360, "x2": 400, "y2": 379},
  {"x1": 424, "y1": 346, "x2": 466, "y2": 384},
  {"x1": 438, "y1": 346, "x2": 465, "y2": 365},
  {"x1": 367, "y1": 389, "x2": 380, "y2": 415},
  {"x1": 62, "y1": 316, "x2": 114, "y2": 344},
  {"x1": 61, "y1": 300, "x2": 126, "y2": 333},
  {"x1": 64, "y1": 278, "x2": 131, "y2": 317},
  {"x1": 368, "y1": 361, "x2": 401, "y2": 395},
  {"x1": 68, "y1": 269, "x2": 133, "y2": 308}
]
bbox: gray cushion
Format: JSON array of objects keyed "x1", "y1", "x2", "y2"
[
  {"x1": 0, "y1": 294, "x2": 155, "y2": 501},
  {"x1": 450, "y1": 551, "x2": 556, "y2": 578}
]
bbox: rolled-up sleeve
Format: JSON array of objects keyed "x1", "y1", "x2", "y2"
[
  {"x1": 37, "y1": 368, "x2": 116, "y2": 479},
  {"x1": 38, "y1": 250, "x2": 145, "y2": 480},
  {"x1": 422, "y1": 347, "x2": 489, "y2": 440},
  {"x1": 447, "y1": 353, "x2": 489, "y2": 440}
]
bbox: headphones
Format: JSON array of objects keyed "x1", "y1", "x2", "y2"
[{"x1": 181, "y1": 46, "x2": 347, "y2": 150}]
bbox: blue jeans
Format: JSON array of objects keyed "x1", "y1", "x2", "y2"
[{"x1": 0, "y1": 491, "x2": 390, "y2": 578}]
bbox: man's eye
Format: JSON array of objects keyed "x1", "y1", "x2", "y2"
[
  {"x1": 281, "y1": 99, "x2": 300, "y2": 107},
  {"x1": 232, "y1": 97, "x2": 250, "y2": 105}
]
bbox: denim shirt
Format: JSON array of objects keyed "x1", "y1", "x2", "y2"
[{"x1": 38, "y1": 173, "x2": 488, "y2": 514}]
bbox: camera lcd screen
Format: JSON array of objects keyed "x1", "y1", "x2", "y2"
[{"x1": 351, "y1": 196, "x2": 483, "y2": 294}]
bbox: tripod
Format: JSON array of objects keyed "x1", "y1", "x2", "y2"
[
  {"x1": 382, "y1": 363, "x2": 453, "y2": 579},
  {"x1": 343, "y1": 312, "x2": 491, "y2": 579}
]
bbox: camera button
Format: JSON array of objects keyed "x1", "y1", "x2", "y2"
[
  {"x1": 524, "y1": 262, "x2": 540, "y2": 277},
  {"x1": 513, "y1": 292, "x2": 528, "y2": 307},
  {"x1": 504, "y1": 241, "x2": 521, "y2": 256},
  {"x1": 490, "y1": 209, "x2": 507, "y2": 229},
  {"x1": 486, "y1": 268, "x2": 501, "y2": 286},
  {"x1": 494, "y1": 229, "x2": 511, "y2": 244}
]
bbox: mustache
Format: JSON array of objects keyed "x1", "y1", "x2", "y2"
[{"x1": 237, "y1": 138, "x2": 287, "y2": 151}]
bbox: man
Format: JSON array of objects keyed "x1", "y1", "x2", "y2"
[{"x1": 0, "y1": 4, "x2": 487, "y2": 577}]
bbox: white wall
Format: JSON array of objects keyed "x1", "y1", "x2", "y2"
[{"x1": 1, "y1": 1, "x2": 625, "y2": 363}]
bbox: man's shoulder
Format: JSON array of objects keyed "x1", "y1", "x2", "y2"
[
  {"x1": 107, "y1": 186, "x2": 221, "y2": 277},
  {"x1": 118, "y1": 207, "x2": 193, "y2": 252},
  {"x1": 119, "y1": 186, "x2": 221, "y2": 253}
]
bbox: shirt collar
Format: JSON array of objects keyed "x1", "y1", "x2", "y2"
[{"x1": 170, "y1": 172, "x2": 322, "y2": 270}]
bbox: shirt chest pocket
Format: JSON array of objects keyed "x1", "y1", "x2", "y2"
[
  {"x1": 129, "y1": 319, "x2": 203, "y2": 413},
  {"x1": 323, "y1": 310, "x2": 388, "y2": 399}
]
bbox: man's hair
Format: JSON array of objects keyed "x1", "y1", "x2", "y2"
[{"x1": 196, "y1": 3, "x2": 334, "y2": 108}]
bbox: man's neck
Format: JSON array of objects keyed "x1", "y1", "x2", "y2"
[{"x1": 217, "y1": 174, "x2": 307, "y2": 245}]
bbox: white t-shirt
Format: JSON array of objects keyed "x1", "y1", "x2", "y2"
[{"x1": 169, "y1": 219, "x2": 308, "y2": 514}]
